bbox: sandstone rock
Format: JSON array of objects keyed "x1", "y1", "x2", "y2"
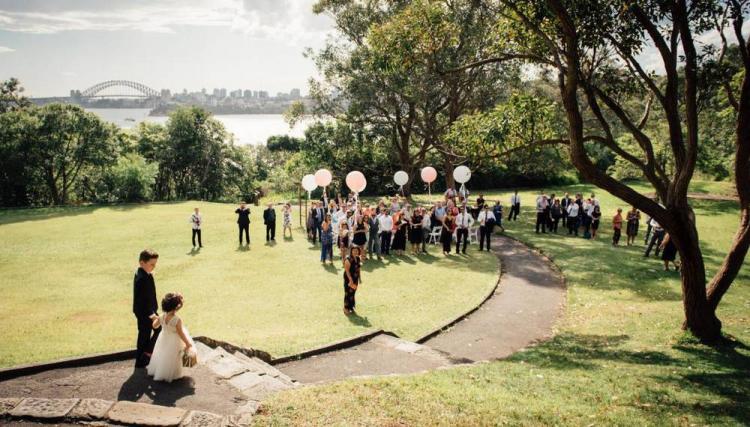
[
  {"x1": 0, "y1": 397, "x2": 22, "y2": 416},
  {"x1": 180, "y1": 410, "x2": 224, "y2": 427},
  {"x1": 106, "y1": 401, "x2": 186, "y2": 426},
  {"x1": 9, "y1": 397, "x2": 79, "y2": 419},
  {"x1": 69, "y1": 398, "x2": 115, "y2": 420}
]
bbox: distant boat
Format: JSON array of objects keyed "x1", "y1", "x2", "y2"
[{"x1": 124, "y1": 117, "x2": 136, "y2": 122}]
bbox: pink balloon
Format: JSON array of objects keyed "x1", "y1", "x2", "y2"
[
  {"x1": 421, "y1": 166, "x2": 437, "y2": 184},
  {"x1": 346, "y1": 171, "x2": 367, "y2": 193},
  {"x1": 315, "y1": 169, "x2": 333, "y2": 187}
]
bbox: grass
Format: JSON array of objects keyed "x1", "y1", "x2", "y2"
[
  {"x1": 254, "y1": 182, "x2": 750, "y2": 426},
  {"x1": 0, "y1": 202, "x2": 498, "y2": 368}
]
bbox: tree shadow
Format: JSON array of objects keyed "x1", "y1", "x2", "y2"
[
  {"x1": 0, "y1": 203, "x2": 145, "y2": 226},
  {"x1": 117, "y1": 368, "x2": 196, "y2": 407}
]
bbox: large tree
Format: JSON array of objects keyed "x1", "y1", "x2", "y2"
[{"x1": 459, "y1": 0, "x2": 749, "y2": 341}]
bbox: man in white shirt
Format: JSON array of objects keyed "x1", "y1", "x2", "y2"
[
  {"x1": 535, "y1": 192, "x2": 548, "y2": 233},
  {"x1": 189, "y1": 207, "x2": 203, "y2": 248},
  {"x1": 477, "y1": 205, "x2": 496, "y2": 251},
  {"x1": 566, "y1": 201, "x2": 579, "y2": 236},
  {"x1": 378, "y1": 212, "x2": 393, "y2": 256},
  {"x1": 509, "y1": 190, "x2": 521, "y2": 221},
  {"x1": 455, "y1": 208, "x2": 474, "y2": 254},
  {"x1": 421, "y1": 209, "x2": 432, "y2": 253},
  {"x1": 644, "y1": 218, "x2": 665, "y2": 257}
]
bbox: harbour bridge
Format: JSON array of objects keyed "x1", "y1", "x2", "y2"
[{"x1": 79, "y1": 80, "x2": 160, "y2": 98}]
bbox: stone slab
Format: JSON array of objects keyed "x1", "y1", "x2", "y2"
[
  {"x1": 237, "y1": 375, "x2": 291, "y2": 400},
  {"x1": 228, "y1": 413, "x2": 254, "y2": 426},
  {"x1": 194, "y1": 342, "x2": 219, "y2": 364},
  {"x1": 394, "y1": 341, "x2": 425, "y2": 354},
  {"x1": 227, "y1": 371, "x2": 266, "y2": 392},
  {"x1": 206, "y1": 354, "x2": 251, "y2": 379},
  {"x1": 180, "y1": 410, "x2": 224, "y2": 427},
  {"x1": 69, "y1": 398, "x2": 115, "y2": 420},
  {"x1": 0, "y1": 397, "x2": 22, "y2": 416},
  {"x1": 9, "y1": 397, "x2": 79, "y2": 419},
  {"x1": 234, "y1": 400, "x2": 261, "y2": 416},
  {"x1": 106, "y1": 401, "x2": 186, "y2": 426}
]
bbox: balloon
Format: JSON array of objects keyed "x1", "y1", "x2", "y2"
[
  {"x1": 453, "y1": 165, "x2": 471, "y2": 184},
  {"x1": 346, "y1": 171, "x2": 367, "y2": 193},
  {"x1": 314, "y1": 169, "x2": 333, "y2": 187},
  {"x1": 394, "y1": 171, "x2": 409, "y2": 186},
  {"x1": 420, "y1": 166, "x2": 437, "y2": 184},
  {"x1": 302, "y1": 174, "x2": 317, "y2": 192}
]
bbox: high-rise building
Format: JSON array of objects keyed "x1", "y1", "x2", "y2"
[
  {"x1": 213, "y1": 88, "x2": 221, "y2": 98},
  {"x1": 290, "y1": 88, "x2": 301, "y2": 99},
  {"x1": 258, "y1": 90, "x2": 269, "y2": 99},
  {"x1": 219, "y1": 88, "x2": 227, "y2": 98},
  {"x1": 243, "y1": 89, "x2": 253, "y2": 99}
]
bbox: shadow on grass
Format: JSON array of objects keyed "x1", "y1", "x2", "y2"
[
  {"x1": 347, "y1": 312, "x2": 372, "y2": 327},
  {"x1": 186, "y1": 248, "x2": 201, "y2": 256},
  {"x1": 236, "y1": 245, "x2": 250, "y2": 252},
  {"x1": 0, "y1": 203, "x2": 151, "y2": 226},
  {"x1": 510, "y1": 333, "x2": 679, "y2": 370}
]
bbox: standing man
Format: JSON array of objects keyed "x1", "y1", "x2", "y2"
[
  {"x1": 377, "y1": 210, "x2": 393, "y2": 256},
  {"x1": 535, "y1": 192, "x2": 548, "y2": 233},
  {"x1": 263, "y1": 203, "x2": 276, "y2": 242},
  {"x1": 644, "y1": 218, "x2": 665, "y2": 257},
  {"x1": 133, "y1": 249, "x2": 160, "y2": 368},
  {"x1": 561, "y1": 192, "x2": 571, "y2": 227},
  {"x1": 313, "y1": 202, "x2": 325, "y2": 244},
  {"x1": 455, "y1": 207, "x2": 474, "y2": 254},
  {"x1": 478, "y1": 205, "x2": 496, "y2": 251},
  {"x1": 189, "y1": 207, "x2": 203, "y2": 248},
  {"x1": 509, "y1": 190, "x2": 521, "y2": 221},
  {"x1": 235, "y1": 202, "x2": 251, "y2": 245}
]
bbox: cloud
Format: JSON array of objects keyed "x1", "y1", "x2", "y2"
[
  {"x1": 0, "y1": 45, "x2": 15, "y2": 53},
  {"x1": 0, "y1": 0, "x2": 333, "y2": 45}
]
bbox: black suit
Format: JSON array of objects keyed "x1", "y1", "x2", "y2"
[
  {"x1": 236, "y1": 207, "x2": 251, "y2": 244},
  {"x1": 133, "y1": 267, "x2": 160, "y2": 367},
  {"x1": 263, "y1": 207, "x2": 276, "y2": 241}
]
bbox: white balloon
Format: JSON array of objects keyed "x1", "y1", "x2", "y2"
[
  {"x1": 394, "y1": 171, "x2": 409, "y2": 186},
  {"x1": 453, "y1": 165, "x2": 471, "y2": 184},
  {"x1": 302, "y1": 174, "x2": 318, "y2": 192}
]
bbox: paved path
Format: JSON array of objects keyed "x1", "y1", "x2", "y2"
[{"x1": 277, "y1": 236, "x2": 566, "y2": 383}]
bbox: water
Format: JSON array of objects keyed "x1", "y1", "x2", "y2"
[{"x1": 86, "y1": 108, "x2": 311, "y2": 145}]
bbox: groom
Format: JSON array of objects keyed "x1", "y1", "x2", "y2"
[{"x1": 133, "y1": 249, "x2": 161, "y2": 368}]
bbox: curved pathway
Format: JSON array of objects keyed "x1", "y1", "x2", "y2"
[{"x1": 277, "y1": 236, "x2": 566, "y2": 383}]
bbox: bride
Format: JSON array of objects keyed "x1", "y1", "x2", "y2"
[{"x1": 146, "y1": 292, "x2": 194, "y2": 382}]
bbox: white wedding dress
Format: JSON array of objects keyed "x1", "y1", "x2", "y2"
[{"x1": 146, "y1": 314, "x2": 193, "y2": 382}]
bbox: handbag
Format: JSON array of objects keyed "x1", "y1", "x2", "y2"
[{"x1": 181, "y1": 347, "x2": 198, "y2": 368}]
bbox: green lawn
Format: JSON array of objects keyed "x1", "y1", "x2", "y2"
[
  {"x1": 0, "y1": 202, "x2": 498, "y2": 368},
  {"x1": 255, "y1": 182, "x2": 750, "y2": 426}
]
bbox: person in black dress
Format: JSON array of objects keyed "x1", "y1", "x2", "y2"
[
  {"x1": 440, "y1": 212, "x2": 455, "y2": 255},
  {"x1": 392, "y1": 212, "x2": 408, "y2": 255},
  {"x1": 660, "y1": 233, "x2": 680, "y2": 271},
  {"x1": 133, "y1": 249, "x2": 161, "y2": 368},
  {"x1": 343, "y1": 247, "x2": 362, "y2": 314},
  {"x1": 409, "y1": 210, "x2": 423, "y2": 255},
  {"x1": 235, "y1": 202, "x2": 251, "y2": 245},
  {"x1": 351, "y1": 215, "x2": 368, "y2": 261},
  {"x1": 590, "y1": 205, "x2": 602, "y2": 239}
]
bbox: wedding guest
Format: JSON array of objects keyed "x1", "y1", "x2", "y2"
[
  {"x1": 320, "y1": 215, "x2": 334, "y2": 264},
  {"x1": 352, "y1": 215, "x2": 368, "y2": 261},
  {"x1": 441, "y1": 211, "x2": 456, "y2": 255},
  {"x1": 421, "y1": 207, "x2": 432, "y2": 253},
  {"x1": 235, "y1": 202, "x2": 251, "y2": 246},
  {"x1": 392, "y1": 211, "x2": 408, "y2": 255},
  {"x1": 591, "y1": 205, "x2": 602, "y2": 239},
  {"x1": 492, "y1": 201, "x2": 505, "y2": 232},
  {"x1": 550, "y1": 199, "x2": 562, "y2": 233},
  {"x1": 626, "y1": 207, "x2": 641, "y2": 246},
  {"x1": 343, "y1": 247, "x2": 362, "y2": 315},
  {"x1": 612, "y1": 208, "x2": 623, "y2": 246},
  {"x1": 644, "y1": 218, "x2": 665, "y2": 257},
  {"x1": 189, "y1": 207, "x2": 203, "y2": 248},
  {"x1": 508, "y1": 190, "x2": 521, "y2": 221},
  {"x1": 410, "y1": 208, "x2": 423, "y2": 255},
  {"x1": 660, "y1": 233, "x2": 680, "y2": 271},
  {"x1": 378, "y1": 210, "x2": 393, "y2": 256},
  {"x1": 546, "y1": 193, "x2": 556, "y2": 229},
  {"x1": 478, "y1": 205, "x2": 496, "y2": 251},
  {"x1": 566, "y1": 200, "x2": 580, "y2": 236},
  {"x1": 455, "y1": 207, "x2": 474, "y2": 254},
  {"x1": 338, "y1": 222, "x2": 350, "y2": 265},
  {"x1": 444, "y1": 187, "x2": 457, "y2": 204},
  {"x1": 312, "y1": 202, "x2": 325, "y2": 244},
  {"x1": 435, "y1": 201, "x2": 447, "y2": 224},
  {"x1": 367, "y1": 211, "x2": 381, "y2": 260},
  {"x1": 147, "y1": 292, "x2": 194, "y2": 382},
  {"x1": 581, "y1": 198, "x2": 593, "y2": 238},
  {"x1": 282, "y1": 203, "x2": 293, "y2": 239},
  {"x1": 133, "y1": 249, "x2": 160, "y2": 368},
  {"x1": 263, "y1": 203, "x2": 276, "y2": 242},
  {"x1": 535, "y1": 192, "x2": 548, "y2": 233},
  {"x1": 561, "y1": 192, "x2": 571, "y2": 227}
]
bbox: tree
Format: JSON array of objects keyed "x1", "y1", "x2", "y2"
[
  {"x1": 0, "y1": 78, "x2": 31, "y2": 114},
  {"x1": 458, "y1": 0, "x2": 749, "y2": 341},
  {"x1": 28, "y1": 104, "x2": 119, "y2": 205}
]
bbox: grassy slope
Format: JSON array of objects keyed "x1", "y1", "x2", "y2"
[
  {"x1": 0, "y1": 202, "x2": 497, "y2": 367},
  {"x1": 255, "y1": 182, "x2": 749, "y2": 426}
]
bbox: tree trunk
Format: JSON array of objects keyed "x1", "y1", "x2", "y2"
[{"x1": 443, "y1": 159, "x2": 455, "y2": 191}]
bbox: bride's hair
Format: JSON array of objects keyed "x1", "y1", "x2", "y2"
[{"x1": 161, "y1": 292, "x2": 184, "y2": 312}]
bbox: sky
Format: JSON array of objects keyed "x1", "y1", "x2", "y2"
[{"x1": 0, "y1": 0, "x2": 335, "y2": 97}]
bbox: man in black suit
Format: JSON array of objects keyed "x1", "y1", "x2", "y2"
[
  {"x1": 311, "y1": 202, "x2": 324, "y2": 244},
  {"x1": 235, "y1": 202, "x2": 251, "y2": 245},
  {"x1": 263, "y1": 203, "x2": 276, "y2": 242},
  {"x1": 133, "y1": 249, "x2": 160, "y2": 368}
]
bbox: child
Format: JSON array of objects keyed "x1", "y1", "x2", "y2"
[
  {"x1": 282, "y1": 203, "x2": 293, "y2": 239},
  {"x1": 147, "y1": 292, "x2": 195, "y2": 382},
  {"x1": 612, "y1": 208, "x2": 623, "y2": 246},
  {"x1": 189, "y1": 207, "x2": 203, "y2": 248}
]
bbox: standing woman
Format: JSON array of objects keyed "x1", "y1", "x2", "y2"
[
  {"x1": 367, "y1": 211, "x2": 380, "y2": 260},
  {"x1": 282, "y1": 203, "x2": 293, "y2": 239},
  {"x1": 660, "y1": 233, "x2": 680, "y2": 271},
  {"x1": 550, "y1": 199, "x2": 562, "y2": 233},
  {"x1": 440, "y1": 212, "x2": 456, "y2": 255},
  {"x1": 392, "y1": 211, "x2": 408, "y2": 256},
  {"x1": 590, "y1": 205, "x2": 602, "y2": 239},
  {"x1": 320, "y1": 215, "x2": 334, "y2": 265},
  {"x1": 351, "y1": 215, "x2": 368, "y2": 262},
  {"x1": 612, "y1": 208, "x2": 623, "y2": 246},
  {"x1": 626, "y1": 207, "x2": 641, "y2": 246},
  {"x1": 338, "y1": 222, "x2": 350, "y2": 266},
  {"x1": 410, "y1": 207, "x2": 423, "y2": 255},
  {"x1": 343, "y1": 247, "x2": 362, "y2": 315}
]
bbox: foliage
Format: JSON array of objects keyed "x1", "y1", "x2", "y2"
[
  {"x1": 98, "y1": 154, "x2": 158, "y2": 202},
  {"x1": 0, "y1": 78, "x2": 31, "y2": 114}
]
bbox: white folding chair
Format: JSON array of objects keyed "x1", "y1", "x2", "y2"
[
  {"x1": 428, "y1": 226, "x2": 442, "y2": 244},
  {"x1": 469, "y1": 226, "x2": 479, "y2": 244}
]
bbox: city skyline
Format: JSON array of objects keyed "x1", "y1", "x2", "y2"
[{"x1": 0, "y1": 0, "x2": 333, "y2": 97}]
